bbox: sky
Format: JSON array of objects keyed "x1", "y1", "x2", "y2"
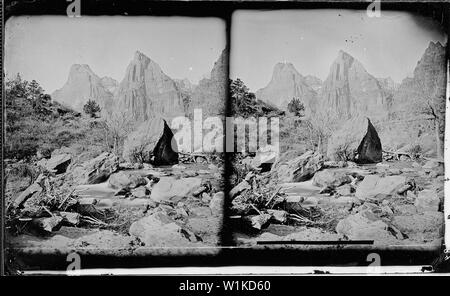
[
  {"x1": 231, "y1": 9, "x2": 447, "y2": 92},
  {"x1": 5, "y1": 16, "x2": 226, "y2": 93}
]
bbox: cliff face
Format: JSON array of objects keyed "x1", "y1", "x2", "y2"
[
  {"x1": 189, "y1": 48, "x2": 228, "y2": 117},
  {"x1": 256, "y1": 62, "x2": 318, "y2": 114},
  {"x1": 318, "y1": 50, "x2": 388, "y2": 121},
  {"x1": 51, "y1": 64, "x2": 117, "y2": 112},
  {"x1": 390, "y1": 42, "x2": 446, "y2": 119},
  {"x1": 114, "y1": 51, "x2": 186, "y2": 122}
]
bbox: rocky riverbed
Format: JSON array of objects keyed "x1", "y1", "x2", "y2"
[
  {"x1": 231, "y1": 150, "x2": 445, "y2": 248},
  {"x1": 5, "y1": 151, "x2": 225, "y2": 257}
]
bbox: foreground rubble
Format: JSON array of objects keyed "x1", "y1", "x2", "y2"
[
  {"x1": 231, "y1": 149, "x2": 445, "y2": 247},
  {"x1": 6, "y1": 149, "x2": 225, "y2": 254}
]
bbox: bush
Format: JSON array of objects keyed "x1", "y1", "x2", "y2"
[
  {"x1": 287, "y1": 97, "x2": 305, "y2": 117},
  {"x1": 83, "y1": 99, "x2": 101, "y2": 118}
]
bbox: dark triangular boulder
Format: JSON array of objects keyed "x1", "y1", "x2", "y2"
[
  {"x1": 356, "y1": 118, "x2": 382, "y2": 163},
  {"x1": 153, "y1": 120, "x2": 179, "y2": 165},
  {"x1": 122, "y1": 117, "x2": 178, "y2": 165}
]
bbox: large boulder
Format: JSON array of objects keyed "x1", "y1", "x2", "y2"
[
  {"x1": 272, "y1": 151, "x2": 324, "y2": 182},
  {"x1": 312, "y1": 169, "x2": 352, "y2": 188},
  {"x1": 356, "y1": 118, "x2": 382, "y2": 163},
  {"x1": 108, "y1": 171, "x2": 147, "y2": 191},
  {"x1": 150, "y1": 177, "x2": 203, "y2": 203},
  {"x1": 392, "y1": 212, "x2": 444, "y2": 241},
  {"x1": 71, "y1": 152, "x2": 119, "y2": 184},
  {"x1": 13, "y1": 174, "x2": 46, "y2": 208},
  {"x1": 122, "y1": 117, "x2": 178, "y2": 165},
  {"x1": 327, "y1": 117, "x2": 382, "y2": 162},
  {"x1": 38, "y1": 153, "x2": 72, "y2": 174},
  {"x1": 129, "y1": 212, "x2": 200, "y2": 247},
  {"x1": 336, "y1": 212, "x2": 398, "y2": 245},
  {"x1": 251, "y1": 144, "x2": 279, "y2": 171},
  {"x1": 414, "y1": 189, "x2": 440, "y2": 213},
  {"x1": 355, "y1": 175, "x2": 406, "y2": 200}
]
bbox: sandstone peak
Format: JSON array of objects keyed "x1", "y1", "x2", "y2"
[
  {"x1": 69, "y1": 64, "x2": 95, "y2": 76},
  {"x1": 337, "y1": 50, "x2": 354, "y2": 61},
  {"x1": 256, "y1": 61, "x2": 317, "y2": 112},
  {"x1": 134, "y1": 50, "x2": 150, "y2": 61}
]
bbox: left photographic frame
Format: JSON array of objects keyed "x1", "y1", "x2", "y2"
[{"x1": 3, "y1": 8, "x2": 229, "y2": 272}]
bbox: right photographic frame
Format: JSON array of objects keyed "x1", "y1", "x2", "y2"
[{"x1": 227, "y1": 5, "x2": 448, "y2": 265}]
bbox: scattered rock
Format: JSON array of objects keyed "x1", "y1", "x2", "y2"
[
  {"x1": 355, "y1": 175, "x2": 406, "y2": 200},
  {"x1": 414, "y1": 190, "x2": 440, "y2": 213},
  {"x1": 245, "y1": 214, "x2": 272, "y2": 230},
  {"x1": 252, "y1": 145, "x2": 279, "y2": 171},
  {"x1": 387, "y1": 168, "x2": 401, "y2": 176},
  {"x1": 335, "y1": 212, "x2": 397, "y2": 244},
  {"x1": 272, "y1": 151, "x2": 324, "y2": 183},
  {"x1": 129, "y1": 212, "x2": 200, "y2": 246},
  {"x1": 201, "y1": 192, "x2": 212, "y2": 203},
  {"x1": 59, "y1": 212, "x2": 80, "y2": 226},
  {"x1": 31, "y1": 216, "x2": 63, "y2": 234},
  {"x1": 192, "y1": 185, "x2": 208, "y2": 197},
  {"x1": 267, "y1": 209, "x2": 288, "y2": 224},
  {"x1": 118, "y1": 162, "x2": 143, "y2": 170},
  {"x1": 131, "y1": 186, "x2": 148, "y2": 199},
  {"x1": 312, "y1": 169, "x2": 352, "y2": 188},
  {"x1": 229, "y1": 180, "x2": 251, "y2": 199},
  {"x1": 392, "y1": 212, "x2": 444, "y2": 241},
  {"x1": 392, "y1": 203, "x2": 417, "y2": 215},
  {"x1": 39, "y1": 153, "x2": 72, "y2": 174},
  {"x1": 422, "y1": 160, "x2": 439, "y2": 170},
  {"x1": 149, "y1": 177, "x2": 202, "y2": 203},
  {"x1": 335, "y1": 184, "x2": 353, "y2": 196},
  {"x1": 108, "y1": 171, "x2": 147, "y2": 190},
  {"x1": 71, "y1": 152, "x2": 119, "y2": 184},
  {"x1": 323, "y1": 161, "x2": 347, "y2": 168},
  {"x1": 13, "y1": 174, "x2": 45, "y2": 208}
]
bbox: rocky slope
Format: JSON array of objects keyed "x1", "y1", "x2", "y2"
[
  {"x1": 51, "y1": 64, "x2": 117, "y2": 112},
  {"x1": 256, "y1": 62, "x2": 318, "y2": 114}
]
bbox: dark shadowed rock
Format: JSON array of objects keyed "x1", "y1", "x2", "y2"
[
  {"x1": 272, "y1": 151, "x2": 324, "y2": 182},
  {"x1": 153, "y1": 120, "x2": 179, "y2": 165},
  {"x1": 38, "y1": 153, "x2": 72, "y2": 174},
  {"x1": 356, "y1": 118, "x2": 382, "y2": 163},
  {"x1": 71, "y1": 152, "x2": 119, "y2": 184},
  {"x1": 122, "y1": 117, "x2": 178, "y2": 165}
]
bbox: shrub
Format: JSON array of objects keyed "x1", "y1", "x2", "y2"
[{"x1": 83, "y1": 99, "x2": 101, "y2": 118}]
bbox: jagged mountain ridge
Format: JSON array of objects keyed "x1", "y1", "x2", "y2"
[
  {"x1": 52, "y1": 50, "x2": 227, "y2": 121},
  {"x1": 51, "y1": 64, "x2": 118, "y2": 112},
  {"x1": 189, "y1": 48, "x2": 228, "y2": 117},
  {"x1": 255, "y1": 62, "x2": 318, "y2": 114}
]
